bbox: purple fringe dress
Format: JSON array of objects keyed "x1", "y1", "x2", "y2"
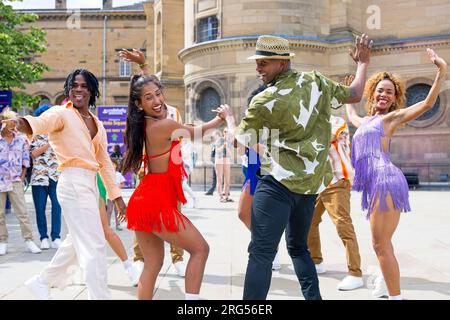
[{"x1": 351, "y1": 115, "x2": 411, "y2": 218}]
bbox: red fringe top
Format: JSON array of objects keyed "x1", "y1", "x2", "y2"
[{"x1": 126, "y1": 140, "x2": 189, "y2": 233}]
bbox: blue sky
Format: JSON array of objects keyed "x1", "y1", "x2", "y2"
[{"x1": 5, "y1": 0, "x2": 142, "y2": 9}]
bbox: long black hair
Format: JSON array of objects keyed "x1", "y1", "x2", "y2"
[
  {"x1": 121, "y1": 74, "x2": 163, "y2": 174},
  {"x1": 63, "y1": 69, "x2": 100, "y2": 108}
]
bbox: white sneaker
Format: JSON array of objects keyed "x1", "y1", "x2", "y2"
[
  {"x1": 174, "y1": 261, "x2": 186, "y2": 277},
  {"x1": 51, "y1": 238, "x2": 61, "y2": 249},
  {"x1": 372, "y1": 275, "x2": 388, "y2": 298},
  {"x1": 25, "y1": 240, "x2": 42, "y2": 254},
  {"x1": 0, "y1": 243, "x2": 7, "y2": 255},
  {"x1": 272, "y1": 252, "x2": 281, "y2": 271},
  {"x1": 127, "y1": 261, "x2": 144, "y2": 287},
  {"x1": 40, "y1": 238, "x2": 50, "y2": 250},
  {"x1": 315, "y1": 262, "x2": 326, "y2": 274},
  {"x1": 25, "y1": 275, "x2": 51, "y2": 300},
  {"x1": 337, "y1": 275, "x2": 364, "y2": 291}
]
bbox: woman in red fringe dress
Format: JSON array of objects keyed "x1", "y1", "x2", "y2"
[{"x1": 121, "y1": 75, "x2": 233, "y2": 300}]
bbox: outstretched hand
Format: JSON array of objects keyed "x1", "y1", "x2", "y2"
[
  {"x1": 343, "y1": 74, "x2": 355, "y2": 86},
  {"x1": 427, "y1": 48, "x2": 447, "y2": 71},
  {"x1": 119, "y1": 48, "x2": 146, "y2": 65},
  {"x1": 212, "y1": 104, "x2": 234, "y2": 122},
  {"x1": 348, "y1": 34, "x2": 373, "y2": 64}
]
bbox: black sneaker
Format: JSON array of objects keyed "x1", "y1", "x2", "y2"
[{"x1": 205, "y1": 191, "x2": 214, "y2": 195}]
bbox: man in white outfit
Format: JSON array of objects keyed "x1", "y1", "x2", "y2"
[{"x1": 2, "y1": 69, "x2": 127, "y2": 300}]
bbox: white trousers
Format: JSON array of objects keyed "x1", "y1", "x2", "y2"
[{"x1": 39, "y1": 168, "x2": 111, "y2": 300}]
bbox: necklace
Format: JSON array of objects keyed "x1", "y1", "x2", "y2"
[
  {"x1": 144, "y1": 115, "x2": 160, "y2": 121},
  {"x1": 80, "y1": 113, "x2": 92, "y2": 119}
]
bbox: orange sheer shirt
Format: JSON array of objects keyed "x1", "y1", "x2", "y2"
[{"x1": 23, "y1": 101, "x2": 121, "y2": 200}]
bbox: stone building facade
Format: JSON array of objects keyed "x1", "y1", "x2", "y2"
[
  {"x1": 148, "y1": 0, "x2": 450, "y2": 185},
  {"x1": 19, "y1": 0, "x2": 450, "y2": 185},
  {"x1": 19, "y1": 0, "x2": 148, "y2": 108}
]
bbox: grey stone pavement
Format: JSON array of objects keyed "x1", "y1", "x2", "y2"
[{"x1": 1, "y1": 187, "x2": 449, "y2": 300}]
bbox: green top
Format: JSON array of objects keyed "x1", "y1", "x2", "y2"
[
  {"x1": 97, "y1": 173, "x2": 107, "y2": 203},
  {"x1": 235, "y1": 69, "x2": 350, "y2": 195}
]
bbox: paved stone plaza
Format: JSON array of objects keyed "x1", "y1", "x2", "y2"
[{"x1": 1, "y1": 188, "x2": 449, "y2": 300}]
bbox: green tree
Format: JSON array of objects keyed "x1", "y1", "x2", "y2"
[{"x1": 0, "y1": 0, "x2": 48, "y2": 111}]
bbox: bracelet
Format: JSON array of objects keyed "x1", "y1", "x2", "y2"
[{"x1": 138, "y1": 62, "x2": 148, "y2": 69}]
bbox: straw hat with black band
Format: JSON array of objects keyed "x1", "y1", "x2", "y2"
[{"x1": 247, "y1": 35, "x2": 295, "y2": 60}]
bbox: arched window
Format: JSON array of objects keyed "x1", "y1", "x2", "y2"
[
  {"x1": 196, "y1": 16, "x2": 218, "y2": 43},
  {"x1": 197, "y1": 87, "x2": 220, "y2": 121},
  {"x1": 406, "y1": 84, "x2": 440, "y2": 121}
]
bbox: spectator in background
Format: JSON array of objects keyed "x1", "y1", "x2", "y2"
[
  {"x1": 215, "y1": 128, "x2": 233, "y2": 203},
  {"x1": 205, "y1": 131, "x2": 219, "y2": 196},
  {"x1": 0, "y1": 109, "x2": 41, "y2": 256},
  {"x1": 110, "y1": 144, "x2": 123, "y2": 169},
  {"x1": 106, "y1": 157, "x2": 125, "y2": 231},
  {"x1": 181, "y1": 139, "x2": 198, "y2": 208},
  {"x1": 30, "y1": 105, "x2": 62, "y2": 250}
]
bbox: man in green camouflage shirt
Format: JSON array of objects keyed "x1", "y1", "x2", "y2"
[{"x1": 225, "y1": 34, "x2": 372, "y2": 300}]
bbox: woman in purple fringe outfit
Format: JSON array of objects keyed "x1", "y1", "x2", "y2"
[{"x1": 345, "y1": 48, "x2": 447, "y2": 300}]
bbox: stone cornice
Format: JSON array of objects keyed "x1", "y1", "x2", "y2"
[
  {"x1": 178, "y1": 34, "x2": 450, "y2": 62},
  {"x1": 17, "y1": 9, "x2": 145, "y2": 20}
]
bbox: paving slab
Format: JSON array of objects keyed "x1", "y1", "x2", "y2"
[{"x1": 1, "y1": 188, "x2": 449, "y2": 300}]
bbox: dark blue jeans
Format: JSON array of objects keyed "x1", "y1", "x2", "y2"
[
  {"x1": 31, "y1": 179, "x2": 61, "y2": 241},
  {"x1": 243, "y1": 175, "x2": 321, "y2": 300},
  {"x1": 5, "y1": 196, "x2": 11, "y2": 210}
]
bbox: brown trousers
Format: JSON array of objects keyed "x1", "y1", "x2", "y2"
[
  {"x1": 0, "y1": 182, "x2": 34, "y2": 243},
  {"x1": 132, "y1": 202, "x2": 184, "y2": 264},
  {"x1": 132, "y1": 236, "x2": 184, "y2": 263},
  {"x1": 307, "y1": 179, "x2": 362, "y2": 277}
]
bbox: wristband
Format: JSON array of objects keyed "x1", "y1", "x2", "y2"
[{"x1": 139, "y1": 63, "x2": 148, "y2": 69}]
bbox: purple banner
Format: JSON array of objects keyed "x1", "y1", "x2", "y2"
[
  {"x1": 97, "y1": 106, "x2": 133, "y2": 188},
  {"x1": 0, "y1": 90, "x2": 12, "y2": 113}
]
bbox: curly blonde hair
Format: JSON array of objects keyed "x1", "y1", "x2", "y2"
[{"x1": 364, "y1": 71, "x2": 406, "y2": 116}]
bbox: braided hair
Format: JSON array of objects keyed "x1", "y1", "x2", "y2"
[{"x1": 63, "y1": 69, "x2": 100, "y2": 108}]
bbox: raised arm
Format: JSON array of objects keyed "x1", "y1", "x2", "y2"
[
  {"x1": 166, "y1": 105, "x2": 230, "y2": 140},
  {"x1": 388, "y1": 49, "x2": 447, "y2": 129},
  {"x1": 223, "y1": 103, "x2": 265, "y2": 155},
  {"x1": 343, "y1": 75, "x2": 365, "y2": 128},
  {"x1": 118, "y1": 48, "x2": 150, "y2": 76},
  {"x1": 346, "y1": 34, "x2": 373, "y2": 103},
  {"x1": 1, "y1": 117, "x2": 33, "y2": 136}
]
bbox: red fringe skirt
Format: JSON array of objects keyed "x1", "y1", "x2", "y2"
[{"x1": 126, "y1": 171, "x2": 189, "y2": 233}]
